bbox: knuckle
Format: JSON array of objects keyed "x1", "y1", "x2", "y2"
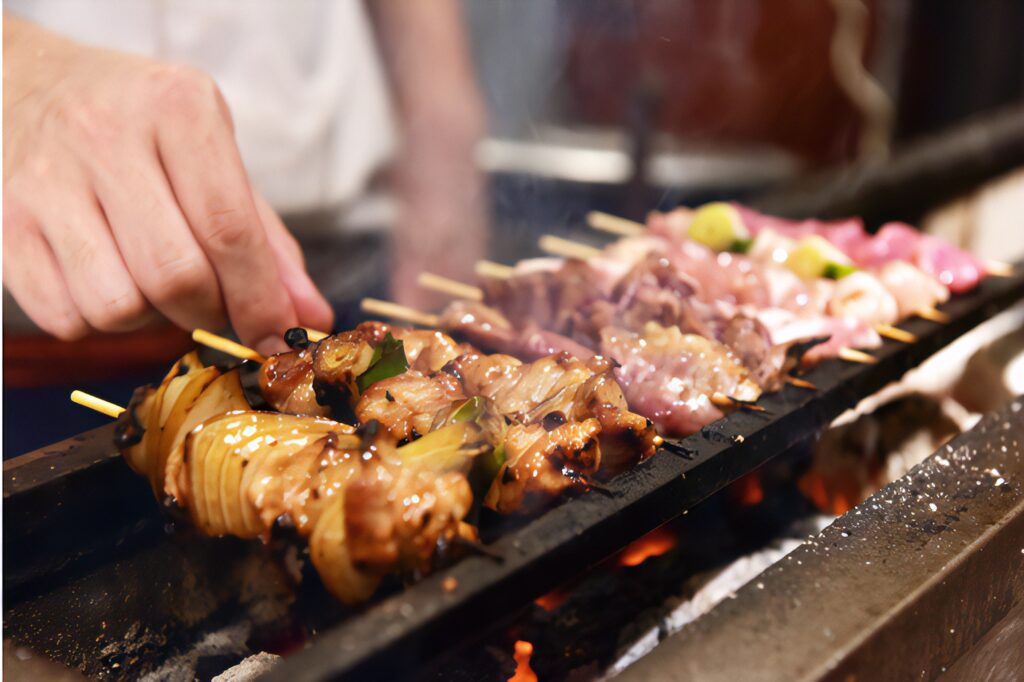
[
  {"x1": 144, "y1": 253, "x2": 211, "y2": 303},
  {"x1": 202, "y1": 208, "x2": 257, "y2": 253},
  {"x1": 88, "y1": 289, "x2": 148, "y2": 332},
  {"x1": 149, "y1": 64, "x2": 219, "y2": 117},
  {"x1": 55, "y1": 100, "x2": 118, "y2": 147}
]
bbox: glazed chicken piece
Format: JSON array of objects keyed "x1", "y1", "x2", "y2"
[
  {"x1": 260, "y1": 323, "x2": 472, "y2": 417},
  {"x1": 356, "y1": 370, "x2": 466, "y2": 442},
  {"x1": 350, "y1": 349, "x2": 658, "y2": 514}
]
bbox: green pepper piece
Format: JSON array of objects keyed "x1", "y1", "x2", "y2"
[
  {"x1": 355, "y1": 333, "x2": 409, "y2": 394},
  {"x1": 823, "y1": 261, "x2": 858, "y2": 279}
]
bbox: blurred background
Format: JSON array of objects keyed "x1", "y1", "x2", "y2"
[{"x1": 5, "y1": 0, "x2": 1024, "y2": 457}]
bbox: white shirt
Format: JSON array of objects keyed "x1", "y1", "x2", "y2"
[{"x1": 7, "y1": 0, "x2": 396, "y2": 216}]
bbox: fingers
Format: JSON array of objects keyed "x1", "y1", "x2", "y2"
[
  {"x1": 153, "y1": 74, "x2": 298, "y2": 352},
  {"x1": 91, "y1": 153, "x2": 228, "y2": 333},
  {"x1": 3, "y1": 203, "x2": 89, "y2": 340},
  {"x1": 253, "y1": 192, "x2": 335, "y2": 334},
  {"x1": 30, "y1": 170, "x2": 153, "y2": 333}
]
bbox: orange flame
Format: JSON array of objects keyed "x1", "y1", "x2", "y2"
[
  {"x1": 617, "y1": 526, "x2": 678, "y2": 567},
  {"x1": 798, "y1": 471, "x2": 856, "y2": 516},
  {"x1": 508, "y1": 640, "x2": 537, "y2": 682}
]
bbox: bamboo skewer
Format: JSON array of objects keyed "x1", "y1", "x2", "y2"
[
  {"x1": 70, "y1": 390, "x2": 125, "y2": 418},
  {"x1": 916, "y1": 307, "x2": 950, "y2": 324},
  {"x1": 419, "y1": 269, "x2": 880, "y2": 363},
  {"x1": 537, "y1": 235, "x2": 602, "y2": 260},
  {"x1": 874, "y1": 324, "x2": 917, "y2": 344},
  {"x1": 838, "y1": 347, "x2": 878, "y2": 364},
  {"x1": 192, "y1": 329, "x2": 266, "y2": 363},
  {"x1": 417, "y1": 272, "x2": 484, "y2": 301},
  {"x1": 785, "y1": 376, "x2": 818, "y2": 390},
  {"x1": 475, "y1": 260, "x2": 515, "y2": 279},
  {"x1": 361, "y1": 298, "x2": 440, "y2": 328},
  {"x1": 710, "y1": 393, "x2": 767, "y2": 412},
  {"x1": 419, "y1": 272, "x2": 484, "y2": 300},
  {"x1": 984, "y1": 260, "x2": 1015, "y2": 277},
  {"x1": 305, "y1": 328, "x2": 329, "y2": 342},
  {"x1": 586, "y1": 211, "x2": 646, "y2": 237}
]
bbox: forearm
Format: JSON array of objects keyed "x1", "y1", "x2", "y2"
[{"x1": 366, "y1": 0, "x2": 486, "y2": 143}]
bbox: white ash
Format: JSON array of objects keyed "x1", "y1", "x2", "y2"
[
  {"x1": 213, "y1": 652, "x2": 282, "y2": 682},
  {"x1": 140, "y1": 622, "x2": 251, "y2": 682}
]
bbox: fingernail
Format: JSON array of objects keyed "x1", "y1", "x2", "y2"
[{"x1": 255, "y1": 334, "x2": 288, "y2": 357}]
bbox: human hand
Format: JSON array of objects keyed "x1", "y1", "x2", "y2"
[{"x1": 2, "y1": 17, "x2": 333, "y2": 354}]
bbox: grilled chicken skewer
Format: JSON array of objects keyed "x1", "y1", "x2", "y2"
[
  {"x1": 94, "y1": 354, "x2": 481, "y2": 604},
  {"x1": 360, "y1": 299, "x2": 775, "y2": 437},
  {"x1": 259, "y1": 322, "x2": 660, "y2": 510},
  {"x1": 535, "y1": 233, "x2": 918, "y2": 344}
]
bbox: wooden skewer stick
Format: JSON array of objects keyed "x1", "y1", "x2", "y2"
[
  {"x1": 192, "y1": 329, "x2": 266, "y2": 364},
  {"x1": 361, "y1": 298, "x2": 440, "y2": 328},
  {"x1": 538, "y1": 235, "x2": 602, "y2": 261},
  {"x1": 710, "y1": 393, "x2": 768, "y2": 412},
  {"x1": 586, "y1": 211, "x2": 646, "y2": 237},
  {"x1": 305, "y1": 328, "x2": 329, "y2": 342},
  {"x1": 785, "y1": 376, "x2": 818, "y2": 390},
  {"x1": 984, "y1": 260, "x2": 1015, "y2": 277},
  {"x1": 418, "y1": 272, "x2": 484, "y2": 301},
  {"x1": 916, "y1": 306, "x2": 950, "y2": 324},
  {"x1": 874, "y1": 324, "x2": 917, "y2": 344},
  {"x1": 475, "y1": 260, "x2": 515, "y2": 280},
  {"x1": 70, "y1": 390, "x2": 124, "y2": 418},
  {"x1": 838, "y1": 347, "x2": 878, "y2": 364}
]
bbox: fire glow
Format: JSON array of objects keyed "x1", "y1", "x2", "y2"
[
  {"x1": 617, "y1": 526, "x2": 678, "y2": 567},
  {"x1": 507, "y1": 640, "x2": 538, "y2": 682},
  {"x1": 798, "y1": 470, "x2": 857, "y2": 516}
]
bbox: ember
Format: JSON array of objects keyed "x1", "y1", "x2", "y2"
[
  {"x1": 534, "y1": 587, "x2": 570, "y2": 612},
  {"x1": 507, "y1": 640, "x2": 537, "y2": 682},
  {"x1": 617, "y1": 526, "x2": 678, "y2": 567},
  {"x1": 730, "y1": 471, "x2": 765, "y2": 507}
]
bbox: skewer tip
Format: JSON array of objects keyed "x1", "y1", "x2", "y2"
[
  {"x1": 538, "y1": 234, "x2": 602, "y2": 261},
  {"x1": 361, "y1": 298, "x2": 441, "y2": 328},
  {"x1": 785, "y1": 375, "x2": 819, "y2": 391},
  {"x1": 475, "y1": 260, "x2": 515, "y2": 280},
  {"x1": 417, "y1": 272, "x2": 484, "y2": 301},
  {"x1": 916, "y1": 307, "x2": 951, "y2": 324},
  {"x1": 874, "y1": 323, "x2": 917, "y2": 344},
  {"x1": 585, "y1": 211, "x2": 647, "y2": 237},
  {"x1": 838, "y1": 347, "x2": 878, "y2": 364},
  {"x1": 984, "y1": 260, "x2": 1015, "y2": 277},
  {"x1": 70, "y1": 390, "x2": 125, "y2": 419}
]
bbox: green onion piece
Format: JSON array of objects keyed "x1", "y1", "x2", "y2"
[
  {"x1": 449, "y1": 396, "x2": 485, "y2": 423},
  {"x1": 469, "y1": 443, "x2": 506, "y2": 503},
  {"x1": 823, "y1": 261, "x2": 858, "y2": 279},
  {"x1": 396, "y1": 421, "x2": 481, "y2": 473},
  {"x1": 728, "y1": 238, "x2": 754, "y2": 254},
  {"x1": 355, "y1": 333, "x2": 409, "y2": 393}
]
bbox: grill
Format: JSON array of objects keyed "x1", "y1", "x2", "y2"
[
  {"x1": 5, "y1": 266, "x2": 1023, "y2": 680},
  {"x1": 6, "y1": 103, "x2": 1024, "y2": 680}
]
